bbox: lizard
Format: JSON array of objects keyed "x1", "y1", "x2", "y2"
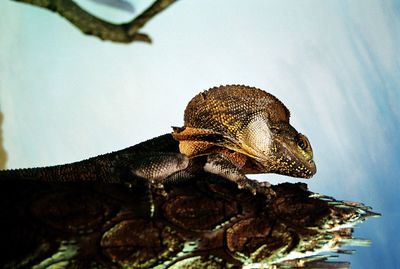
[
  {"x1": 171, "y1": 85, "x2": 316, "y2": 194},
  {"x1": 0, "y1": 85, "x2": 316, "y2": 195}
]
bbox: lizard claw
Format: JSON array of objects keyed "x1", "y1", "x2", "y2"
[
  {"x1": 152, "y1": 183, "x2": 168, "y2": 197},
  {"x1": 237, "y1": 178, "x2": 275, "y2": 198}
]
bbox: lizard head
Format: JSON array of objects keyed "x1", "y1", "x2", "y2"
[{"x1": 172, "y1": 85, "x2": 316, "y2": 179}]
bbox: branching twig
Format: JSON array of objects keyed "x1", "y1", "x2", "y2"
[{"x1": 12, "y1": 0, "x2": 177, "y2": 43}]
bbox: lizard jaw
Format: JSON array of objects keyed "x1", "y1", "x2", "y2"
[{"x1": 272, "y1": 142, "x2": 317, "y2": 179}]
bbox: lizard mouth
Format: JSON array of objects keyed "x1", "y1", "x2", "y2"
[
  {"x1": 301, "y1": 159, "x2": 317, "y2": 178},
  {"x1": 272, "y1": 141, "x2": 317, "y2": 179},
  {"x1": 274, "y1": 155, "x2": 316, "y2": 179}
]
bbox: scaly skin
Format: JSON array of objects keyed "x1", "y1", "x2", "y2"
[
  {"x1": 173, "y1": 85, "x2": 316, "y2": 193},
  {"x1": 0, "y1": 85, "x2": 316, "y2": 195},
  {"x1": 0, "y1": 134, "x2": 187, "y2": 185}
]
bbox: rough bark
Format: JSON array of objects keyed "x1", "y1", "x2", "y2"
[{"x1": 0, "y1": 173, "x2": 379, "y2": 268}]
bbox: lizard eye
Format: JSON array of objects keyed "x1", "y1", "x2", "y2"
[{"x1": 297, "y1": 135, "x2": 308, "y2": 150}]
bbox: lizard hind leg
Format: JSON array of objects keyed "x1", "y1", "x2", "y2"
[
  {"x1": 115, "y1": 152, "x2": 190, "y2": 193},
  {"x1": 121, "y1": 153, "x2": 190, "y2": 213},
  {"x1": 203, "y1": 154, "x2": 274, "y2": 198},
  {"x1": 128, "y1": 153, "x2": 190, "y2": 184}
]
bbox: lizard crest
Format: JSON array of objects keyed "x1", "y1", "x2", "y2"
[{"x1": 172, "y1": 85, "x2": 316, "y2": 178}]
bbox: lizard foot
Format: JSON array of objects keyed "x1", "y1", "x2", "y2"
[{"x1": 237, "y1": 177, "x2": 275, "y2": 198}]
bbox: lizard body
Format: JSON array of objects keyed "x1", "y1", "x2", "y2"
[{"x1": 0, "y1": 85, "x2": 316, "y2": 195}]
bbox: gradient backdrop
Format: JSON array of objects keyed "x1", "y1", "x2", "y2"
[{"x1": 1, "y1": 0, "x2": 399, "y2": 268}]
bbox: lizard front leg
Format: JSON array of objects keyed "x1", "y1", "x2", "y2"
[{"x1": 203, "y1": 154, "x2": 274, "y2": 198}]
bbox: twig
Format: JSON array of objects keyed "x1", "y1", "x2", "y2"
[{"x1": 12, "y1": 0, "x2": 177, "y2": 43}]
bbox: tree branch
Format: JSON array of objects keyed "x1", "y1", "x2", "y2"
[{"x1": 12, "y1": 0, "x2": 177, "y2": 43}]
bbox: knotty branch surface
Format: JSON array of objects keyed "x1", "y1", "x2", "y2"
[{"x1": 12, "y1": 0, "x2": 177, "y2": 43}]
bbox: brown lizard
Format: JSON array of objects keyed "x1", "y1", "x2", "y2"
[
  {"x1": 0, "y1": 85, "x2": 316, "y2": 195},
  {"x1": 172, "y1": 85, "x2": 316, "y2": 194}
]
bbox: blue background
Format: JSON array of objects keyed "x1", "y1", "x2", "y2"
[{"x1": 1, "y1": 1, "x2": 399, "y2": 268}]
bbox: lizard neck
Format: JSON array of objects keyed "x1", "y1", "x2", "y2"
[{"x1": 214, "y1": 148, "x2": 248, "y2": 169}]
